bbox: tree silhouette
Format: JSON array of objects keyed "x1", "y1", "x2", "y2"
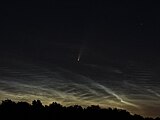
[{"x1": 0, "y1": 99, "x2": 159, "y2": 120}]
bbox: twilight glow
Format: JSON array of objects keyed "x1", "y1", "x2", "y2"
[{"x1": 0, "y1": 57, "x2": 160, "y2": 117}]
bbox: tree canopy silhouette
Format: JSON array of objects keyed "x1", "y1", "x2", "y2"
[{"x1": 0, "y1": 100, "x2": 159, "y2": 120}]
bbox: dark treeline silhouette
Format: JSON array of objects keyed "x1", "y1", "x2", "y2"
[{"x1": 0, "y1": 100, "x2": 159, "y2": 120}]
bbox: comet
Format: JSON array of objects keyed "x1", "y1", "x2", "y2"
[
  {"x1": 77, "y1": 46, "x2": 83, "y2": 62},
  {"x1": 77, "y1": 40, "x2": 87, "y2": 63},
  {"x1": 77, "y1": 53, "x2": 81, "y2": 62}
]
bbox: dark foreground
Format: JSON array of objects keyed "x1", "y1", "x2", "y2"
[{"x1": 0, "y1": 100, "x2": 159, "y2": 120}]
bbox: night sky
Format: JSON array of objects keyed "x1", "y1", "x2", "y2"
[{"x1": 0, "y1": 0, "x2": 160, "y2": 117}]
